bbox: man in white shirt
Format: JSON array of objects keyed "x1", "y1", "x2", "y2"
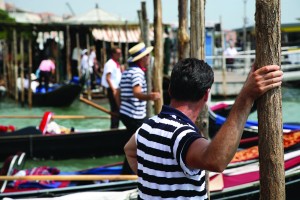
[
  {"x1": 88, "y1": 46, "x2": 98, "y2": 89},
  {"x1": 71, "y1": 47, "x2": 81, "y2": 78},
  {"x1": 224, "y1": 40, "x2": 238, "y2": 71},
  {"x1": 80, "y1": 49, "x2": 90, "y2": 88},
  {"x1": 101, "y1": 47, "x2": 122, "y2": 128}
]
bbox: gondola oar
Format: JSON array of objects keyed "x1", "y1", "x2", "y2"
[
  {"x1": 0, "y1": 115, "x2": 110, "y2": 119},
  {"x1": 0, "y1": 175, "x2": 137, "y2": 181},
  {"x1": 79, "y1": 96, "x2": 119, "y2": 118}
]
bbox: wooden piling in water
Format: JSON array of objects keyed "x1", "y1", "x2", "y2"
[
  {"x1": 140, "y1": 2, "x2": 152, "y2": 117},
  {"x1": 66, "y1": 25, "x2": 71, "y2": 81},
  {"x1": 256, "y1": 0, "x2": 285, "y2": 199},
  {"x1": 20, "y1": 34, "x2": 25, "y2": 106},
  {"x1": 28, "y1": 38, "x2": 33, "y2": 108},
  {"x1": 153, "y1": 0, "x2": 164, "y2": 114},
  {"x1": 178, "y1": 0, "x2": 189, "y2": 60},
  {"x1": 190, "y1": 0, "x2": 210, "y2": 197},
  {"x1": 76, "y1": 32, "x2": 81, "y2": 77},
  {"x1": 124, "y1": 21, "x2": 129, "y2": 69},
  {"x1": 13, "y1": 29, "x2": 18, "y2": 102}
]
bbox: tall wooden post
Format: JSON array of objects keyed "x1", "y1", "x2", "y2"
[
  {"x1": 66, "y1": 25, "x2": 71, "y2": 81},
  {"x1": 178, "y1": 0, "x2": 190, "y2": 60},
  {"x1": 86, "y1": 33, "x2": 91, "y2": 100},
  {"x1": 190, "y1": 0, "x2": 205, "y2": 58},
  {"x1": 101, "y1": 39, "x2": 107, "y2": 70},
  {"x1": 118, "y1": 26, "x2": 122, "y2": 49},
  {"x1": 56, "y1": 31, "x2": 60, "y2": 83},
  {"x1": 9, "y1": 41, "x2": 14, "y2": 95},
  {"x1": 256, "y1": 0, "x2": 285, "y2": 199},
  {"x1": 141, "y1": 2, "x2": 152, "y2": 117},
  {"x1": 7, "y1": 41, "x2": 13, "y2": 94},
  {"x1": 190, "y1": 0, "x2": 209, "y2": 138},
  {"x1": 137, "y1": 10, "x2": 144, "y2": 40},
  {"x1": 28, "y1": 38, "x2": 33, "y2": 108},
  {"x1": 2, "y1": 41, "x2": 7, "y2": 91},
  {"x1": 152, "y1": 0, "x2": 164, "y2": 114},
  {"x1": 190, "y1": 0, "x2": 210, "y2": 198},
  {"x1": 220, "y1": 17, "x2": 227, "y2": 97},
  {"x1": 20, "y1": 35, "x2": 25, "y2": 106},
  {"x1": 124, "y1": 21, "x2": 129, "y2": 69},
  {"x1": 13, "y1": 29, "x2": 18, "y2": 102},
  {"x1": 76, "y1": 33, "x2": 81, "y2": 77}
]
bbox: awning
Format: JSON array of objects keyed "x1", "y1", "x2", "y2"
[{"x1": 92, "y1": 27, "x2": 157, "y2": 43}]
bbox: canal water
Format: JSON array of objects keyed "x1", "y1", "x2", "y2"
[
  {"x1": 1, "y1": 86, "x2": 300, "y2": 171},
  {"x1": 0, "y1": 97, "x2": 126, "y2": 171},
  {"x1": 0, "y1": 97, "x2": 125, "y2": 131}
]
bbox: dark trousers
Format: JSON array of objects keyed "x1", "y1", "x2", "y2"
[
  {"x1": 107, "y1": 88, "x2": 119, "y2": 129},
  {"x1": 90, "y1": 65, "x2": 96, "y2": 89},
  {"x1": 120, "y1": 113, "x2": 145, "y2": 174},
  {"x1": 39, "y1": 71, "x2": 51, "y2": 91},
  {"x1": 226, "y1": 58, "x2": 235, "y2": 71},
  {"x1": 71, "y1": 60, "x2": 79, "y2": 77}
]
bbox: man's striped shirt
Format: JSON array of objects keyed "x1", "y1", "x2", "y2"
[
  {"x1": 135, "y1": 105, "x2": 208, "y2": 200},
  {"x1": 119, "y1": 65, "x2": 147, "y2": 119}
]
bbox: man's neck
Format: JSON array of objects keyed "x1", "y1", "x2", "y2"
[
  {"x1": 169, "y1": 100, "x2": 204, "y2": 123},
  {"x1": 112, "y1": 57, "x2": 119, "y2": 62}
]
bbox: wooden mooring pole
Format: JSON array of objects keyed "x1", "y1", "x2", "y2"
[
  {"x1": 20, "y1": 34, "x2": 25, "y2": 106},
  {"x1": 76, "y1": 32, "x2": 81, "y2": 77},
  {"x1": 140, "y1": 2, "x2": 152, "y2": 117},
  {"x1": 124, "y1": 21, "x2": 129, "y2": 69},
  {"x1": 66, "y1": 25, "x2": 71, "y2": 81},
  {"x1": 178, "y1": 0, "x2": 190, "y2": 60},
  {"x1": 13, "y1": 29, "x2": 18, "y2": 102},
  {"x1": 190, "y1": 0, "x2": 209, "y2": 140},
  {"x1": 190, "y1": 0, "x2": 210, "y2": 198},
  {"x1": 255, "y1": 0, "x2": 285, "y2": 199},
  {"x1": 28, "y1": 38, "x2": 33, "y2": 108},
  {"x1": 153, "y1": 0, "x2": 163, "y2": 114}
]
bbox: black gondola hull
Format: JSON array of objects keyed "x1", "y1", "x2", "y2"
[
  {"x1": 0, "y1": 128, "x2": 131, "y2": 160},
  {"x1": 32, "y1": 84, "x2": 82, "y2": 107}
]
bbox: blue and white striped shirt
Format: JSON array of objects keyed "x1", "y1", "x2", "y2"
[
  {"x1": 135, "y1": 105, "x2": 208, "y2": 200},
  {"x1": 119, "y1": 65, "x2": 147, "y2": 119}
]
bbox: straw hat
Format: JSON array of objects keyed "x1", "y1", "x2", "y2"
[{"x1": 127, "y1": 42, "x2": 153, "y2": 63}]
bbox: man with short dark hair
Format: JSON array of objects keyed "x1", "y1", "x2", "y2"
[{"x1": 124, "y1": 58, "x2": 283, "y2": 199}]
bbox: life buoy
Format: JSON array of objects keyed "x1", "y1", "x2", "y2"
[{"x1": 39, "y1": 111, "x2": 54, "y2": 134}]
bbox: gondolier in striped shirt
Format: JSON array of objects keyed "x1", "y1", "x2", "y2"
[
  {"x1": 124, "y1": 58, "x2": 283, "y2": 199},
  {"x1": 117, "y1": 42, "x2": 161, "y2": 174}
]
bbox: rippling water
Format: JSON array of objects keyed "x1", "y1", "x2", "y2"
[
  {"x1": 0, "y1": 97, "x2": 126, "y2": 170},
  {"x1": 1, "y1": 86, "x2": 299, "y2": 170},
  {"x1": 0, "y1": 97, "x2": 124, "y2": 131},
  {"x1": 248, "y1": 87, "x2": 300, "y2": 122}
]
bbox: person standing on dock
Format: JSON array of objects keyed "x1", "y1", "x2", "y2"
[
  {"x1": 37, "y1": 57, "x2": 55, "y2": 92},
  {"x1": 88, "y1": 46, "x2": 98, "y2": 90},
  {"x1": 71, "y1": 46, "x2": 81, "y2": 78},
  {"x1": 101, "y1": 47, "x2": 122, "y2": 129},
  {"x1": 124, "y1": 58, "x2": 283, "y2": 199},
  {"x1": 80, "y1": 49, "x2": 91, "y2": 88},
  {"x1": 118, "y1": 42, "x2": 161, "y2": 174},
  {"x1": 224, "y1": 40, "x2": 238, "y2": 71}
]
